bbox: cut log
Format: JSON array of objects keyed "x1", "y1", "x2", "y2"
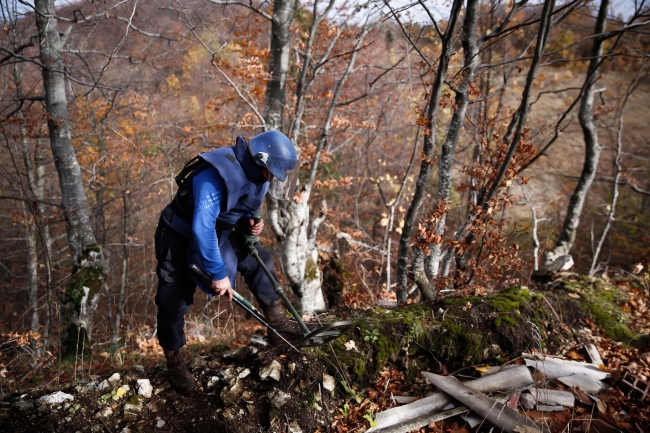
[
  {"x1": 584, "y1": 344, "x2": 604, "y2": 366},
  {"x1": 524, "y1": 358, "x2": 610, "y2": 381},
  {"x1": 529, "y1": 388, "x2": 575, "y2": 407},
  {"x1": 368, "y1": 366, "x2": 534, "y2": 433},
  {"x1": 391, "y1": 395, "x2": 418, "y2": 404},
  {"x1": 556, "y1": 375, "x2": 609, "y2": 394},
  {"x1": 460, "y1": 412, "x2": 484, "y2": 428},
  {"x1": 536, "y1": 405, "x2": 565, "y2": 412},
  {"x1": 422, "y1": 373, "x2": 549, "y2": 433}
]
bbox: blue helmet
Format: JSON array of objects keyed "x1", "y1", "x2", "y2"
[{"x1": 248, "y1": 131, "x2": 298, "y2": 182}]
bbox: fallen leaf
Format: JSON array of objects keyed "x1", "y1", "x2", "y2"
[
  {"x1": 567, "y1": 350, "x2": 582, "y2": 360},
  {"x1": 344, "y1": 340, "x2": 359, "y2": 352},
  {"x1": 596, "y1": 400, "x2": 607, "y2": 413},
  {"x1": 568, "y1": 293, "x2": 580, "y2": 299},
  {"x1": 475, "y1": 365, "x2": 492, "y2": 373}
]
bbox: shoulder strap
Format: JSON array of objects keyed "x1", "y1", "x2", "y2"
[{"x1": 175, "y1": 155, "x2": 203, "y2": 187}]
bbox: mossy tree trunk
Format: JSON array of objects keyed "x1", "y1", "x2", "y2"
[{"x1": 34, "y1": 0, "x2": 107, "y2": 359}]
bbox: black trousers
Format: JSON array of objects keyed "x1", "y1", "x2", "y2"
[{"x1": 154, "y1": 222, "x2": 281, "y2": 351}]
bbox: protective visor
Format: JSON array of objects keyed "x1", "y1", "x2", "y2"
[{"x1": 268, "y1": 165, "x2": 299, "y2": 201}]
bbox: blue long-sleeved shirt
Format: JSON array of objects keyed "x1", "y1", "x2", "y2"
[{"x1": 192, "y1": 167, "x2": 228, "y2": 281}]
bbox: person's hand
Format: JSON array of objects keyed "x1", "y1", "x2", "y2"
[
  {"x1": 211, "y1": 277, "x2": 233, "y2": 301},
  {"x1": 249, "y1": 217, "x2": 264, "y2": 235}
]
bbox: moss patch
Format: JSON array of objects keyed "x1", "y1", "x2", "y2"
[
  {"x1": 304, "y1": 257, "x2": 318, "y2": 282},
  {"x1": 565, "y1": 278, "x2": 650, "y2": 348},
  {"x1": 60, "y1": 245, "x2": 106, "y2": 359}
]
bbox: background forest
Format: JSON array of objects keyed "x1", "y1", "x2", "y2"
[{"x1": 0, "y1": 0, "x2": 649, "y2": 388}]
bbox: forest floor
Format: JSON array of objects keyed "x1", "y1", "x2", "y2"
[{"x1": 1, "y1": 273, "x2": 649, "y2": 433}]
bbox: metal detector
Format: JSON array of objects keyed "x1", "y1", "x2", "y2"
[{"x1": 190, "y1": 212, "x2": 351, "y2": 349}]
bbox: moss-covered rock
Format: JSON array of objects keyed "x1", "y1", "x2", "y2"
[{"x1": 316, "y1": 281, "x2": 649, "y2": 387}]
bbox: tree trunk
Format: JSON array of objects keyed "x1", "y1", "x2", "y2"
[
  {"x1": 112, "y1": 190, "x2": 130, "y2": 344},
  {"x1": 263, "y1": 0, "x2": 296, "y2": 130},
  {"x1": 422, "y1": 0, "x2": 480, "y2": 294},
  {"x1": 34, "y1": 0, "x2": 106, "y2": 358},
  {"x1": 546, "y1": 0, "x2": 611, "y2": 265},
  {"x1": 264, "y1": 0, "x2": 342, "y2": 314},
  {"x1": 395, "y1": 0, "x2": 464, "y2": 303},
  {"x1": 441, "y1": 0, "x2": 556, "y2": 279}
]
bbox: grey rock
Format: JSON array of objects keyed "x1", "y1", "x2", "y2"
[
  {"x1": 238, "y1": 368, "x2": 251, "y2": 379},
  {"x1": 288, "y1": 421, "x2": 302, "y2": 433},
  {"x1": 207, "y1": 376, "x2": 220, "y2": 388},
  {"x1": 156, "y1": 418, "x2": 165, "y2": 428},
  {"x1": 124, "y1": 395, "x2": 145, "y2": 421},
  {"x1": 483, "y1": 344, "x2": 502, "y2": 358},
  {"x1": 107, "y1": 373, "x2": 121, "y2": 386},
  {"x1": 137, "y1": 379, "x2": 153, "y2": 398},
  {"x1": 97, "y1": 380, "x2": 110, "y2": 392},
  {"x1": 36, "y1": 391, "x2": 74, "y2": 410},
  {"x1": 241, "y1": 390, "x2": 253, "y2": 402},
  {"x1": 259, "y1": 360, "x2": 282, "y2": 381},
  {"x1": 221, "y1": 407, "x2": 236, "y2": 421},
  {"x1": 76, "y1": 381, "x2": 99, "y2": 394},
  {"x1": 220, "y1": 380, "x2": 244, "y2": 406},
  {"x1": 13, "y1": 399, "x2": 34, "y2": 412},
  {"x1": 222, "y1": 346, "x2": 249, "y2": 360},
  {"x1": 120, "y1": 428, "x2": 132, "y2": 433},
  {"x1": 268, "y1": 389, "x2": 291, "y2": 409},
  {"x1": 221, "y1": 367, "x2": 236, "y2": 382},
  {"x1": 250, "y1": 336, "x2": 269, "y2": 348},
  {"x1": 94, "y1": 406, "x2": 113, "y2": 418},
  {"x1": 190, "y1": 356, "x2": 207, "y2": 369},
  {"x1": 322, "y1": 374, "x2": 335, "y2": 392}
]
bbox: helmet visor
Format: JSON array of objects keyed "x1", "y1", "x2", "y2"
[
  {"x1": 260, "y1": 153, "x2": 297, "y2": 182},
  {"x1": 268, "y1": 165, "x2": 299, "y2": 201}
]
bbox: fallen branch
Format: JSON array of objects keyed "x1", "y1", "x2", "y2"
[{"x1": 422, "y1": 373, "x2": 549, "y2": 433}]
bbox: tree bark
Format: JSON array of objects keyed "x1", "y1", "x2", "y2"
[
  {"x1": 395, "y1": 0, "x2": 464, "y2": 303},
  {"x1": 546, "y1": 0, "x2": 611, "y2": 265},
  {"x1": 34, "y1": 0, "x2": 106, "y2": 358},
  {"x1": 263, "y1": 0, "x2": 296, "y2": 130},
  {"x1": 265, "y1": 0, "x2": 358, "y2": 314},
  {"x1": 112, "y1": 189, "x2": 130, "y2": 344},
  {"x1": 441, "y1": 0, "x2": 556, "y2": 278},
  {"x1": 418, "y1": 0, "x2": 480, "y2": 299}
]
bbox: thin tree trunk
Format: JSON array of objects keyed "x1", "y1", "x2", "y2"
[
  {"x1": 547, "y1": 0, "x2": 611, "y2": 265},
  {"x1": 263, "y1": 0, "x2": 296, "y2": 130},
  {"x1": 442, "y1": 0, "x2": 556, "y2": 278},
  {"x1": 416, "y1": 0, "x2": 480, "y2": 300},
  {"x1": 34, "y1": 0, "x2": 106, "y2": 358},
  {"x1": 589, "y1": 60, "x2": 645, "y2": 274},
  {"x1": 266, "y1": 2, "x2": 361, "y2": 313},
  {"x1": 395, "y1": 0, "x2": 464, "y2": 303},
  {"x1": 113, "y1": 190, "x2": 130, "y2": 343}
]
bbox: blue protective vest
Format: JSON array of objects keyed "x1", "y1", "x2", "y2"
[
  {"x1": 162, "y1": 137, "x2": 269, "y2": 238},
  {"x1": 200, "y1": 138, "x2": 269, "y2": 230}
]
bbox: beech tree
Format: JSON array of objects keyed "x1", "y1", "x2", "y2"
[{"x1": 545, "y1": 0, "x2": 650, "y2": 267}]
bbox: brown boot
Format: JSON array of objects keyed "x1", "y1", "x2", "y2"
[
  {"x1": 261, "y1": 299, "x2": 318, "y2": 346},
  {"x1": 164, "y1": 348, "x2": 197, "y2": 393}
]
